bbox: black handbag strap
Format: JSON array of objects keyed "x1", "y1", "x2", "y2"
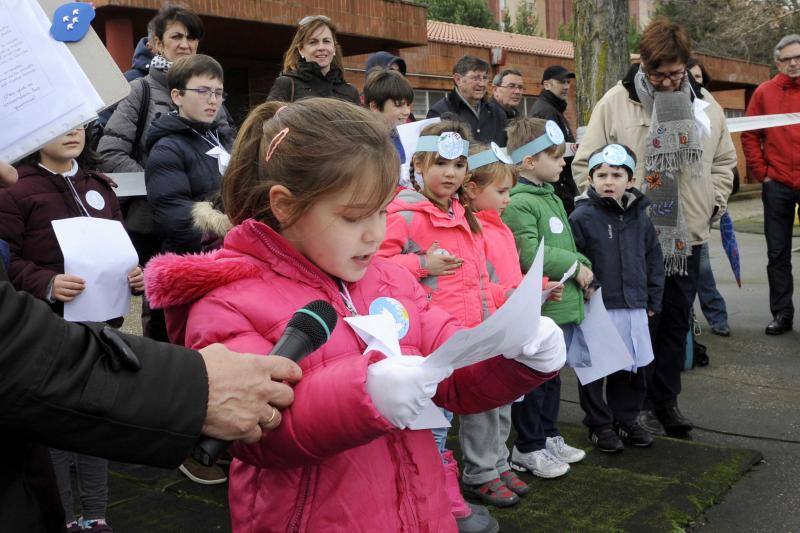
[{"x1": 131, "y1": 78, "x2": 151, "y2": 162}]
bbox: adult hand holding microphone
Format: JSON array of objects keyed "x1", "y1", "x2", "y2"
[{"x1": 194, "y1": 301, "x2": 338, "y2": 465}]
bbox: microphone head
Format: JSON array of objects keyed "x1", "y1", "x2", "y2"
[{"x1": 288, "y1": 300, "x2": 338, "y2": 351}]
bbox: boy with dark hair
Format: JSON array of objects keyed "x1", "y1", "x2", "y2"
[
  {"x1": 145, "y1": 53, "x2": 234, "y2": 257},
  {"x1": 364, "y1": 68, "x2": 414, "y2": 165}
]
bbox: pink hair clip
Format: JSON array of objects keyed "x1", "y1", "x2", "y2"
[
  {"x1": 276, "y1": 105, "x2": 288, "y2": 116},
  {"x1": 265, "y1": 127, "x2": 290, "y2": 163}
]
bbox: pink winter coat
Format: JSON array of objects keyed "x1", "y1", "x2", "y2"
[
  {"x1": 379, "y1": 189, "x2": 502, "y2": 328},
  {"x1": 145, "y1": 219, "x2": 556, "y2": 533},
  {"x1": 478, "y1": 209, "x2": 524, "y2": 303}
]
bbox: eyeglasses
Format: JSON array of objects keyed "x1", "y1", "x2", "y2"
[
  {"x1": 647, "y1": 69, "x2": 686, "y2": 83},
  {"x1": 497, "y1": 84, "x2": 525, "y2": 91},
  {"x1": 183, "y1": 87, "x2": 227, "y2": 101},
  {"x1": 298, "y1": 15, "x2": 331, "y2": 26},
  {"x1": 777, "y1": 54, "x2": 800, "y2": 64}
]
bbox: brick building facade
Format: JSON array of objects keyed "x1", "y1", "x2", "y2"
[{"x1": 92, "y1": 1, "x2": 769, "y2": 179}]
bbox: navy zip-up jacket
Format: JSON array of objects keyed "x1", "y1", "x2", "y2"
[{"x1": 569, "y1": 186, "x2": 665, "y2": 313}]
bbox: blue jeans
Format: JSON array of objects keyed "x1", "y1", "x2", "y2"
[
  {"x1": 431, "y1": 409, "x2": 454, "y2": 455},
  {"x1": 695, "y1": 242, "x2": 728, "y2": 328}
]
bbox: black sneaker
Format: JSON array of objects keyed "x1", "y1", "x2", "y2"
[
  {"x1": 588, "y1": 427, "x2": 624, "y2": 453},
  {"x1": 655, "y1": 404, "x2": 693, "y2": 435},
  {"x1": 616, "y1": 422, "x2": 654, "y2": 447},
  {"x1": 637, "y1": 409, "x2": 666, "y2": 436}
]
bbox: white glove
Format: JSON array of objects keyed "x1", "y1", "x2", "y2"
[
  {"x1": 505, "y1": 316, "x2": 566, "y2": 373},
  {"x1": 366, "y1": 356, "x2": 454, "y2": 429}
]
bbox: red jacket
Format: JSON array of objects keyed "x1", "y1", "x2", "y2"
[
  {"x1": 742, "y1": 73, "x2": 800, "y2": 188},
  {"x1": 379, "y1": 189, "x2": 503, "y2": 328},
  {"x1": 0, "y1": 164, "x2": 122, "y2": 307},
  {"x1": 145, "y1": 219, "x2": 556, "y2": 533}
]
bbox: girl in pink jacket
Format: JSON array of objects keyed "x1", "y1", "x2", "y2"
[
  {"x1": 145, "y1": 99, "x2": 565, "y2": 533},
  {"x1": 378, "y1": 122, "x2": 525, "y2": 523}
]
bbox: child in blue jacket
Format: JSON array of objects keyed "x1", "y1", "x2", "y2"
[{"x1": 568, "y1": 144, "x2": 665, "y2": 453}]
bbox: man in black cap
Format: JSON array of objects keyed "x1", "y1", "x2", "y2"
[{"x1": 529, "y1": 65, "x2": 579, "y2": 213}]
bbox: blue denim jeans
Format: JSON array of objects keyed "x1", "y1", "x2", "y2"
[
  {"x1": 695, "y1": 242, "x2": 728, "y2": 328},
  {"x1": 431, "y1": 408, "x2": 454, "y2": 456}
]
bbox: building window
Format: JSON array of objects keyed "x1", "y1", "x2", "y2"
[
  {"x1": 724, "y1": 108, "x2": 744, "y2": 119},
  {"x1": 522, "y1": 96, "x2": 538, "y2": 116},
  {"x1": 413, "y1": 90, "x2": 447, "y2": 117}
]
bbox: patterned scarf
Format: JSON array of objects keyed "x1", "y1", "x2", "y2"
[
  {"x1": 151, "y1": 54, "x2": 173, "y2": 72},
  {"x1": 634, "y1": 65, "x2": 702, "y2": 275}
]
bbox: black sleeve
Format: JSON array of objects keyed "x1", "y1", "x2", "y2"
[
  {"x1": 146, "y1": 140, "x2": 204, "y2": 253},
  {"x1": 0, "y1": 276, "x2": 208, "y2": 468},
  {"x1": 267, "y1": 76, "x2": 293, "y2": 102}
]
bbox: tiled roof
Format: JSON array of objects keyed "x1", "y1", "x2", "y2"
[{"x1": 427, "y1": 20, "x2": 574, "y2": 59}]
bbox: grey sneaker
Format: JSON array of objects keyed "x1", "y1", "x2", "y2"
[
  {"x1": 456, "y1": 503, "x2": 499, "y2": 533},
  {"x1": 546, "y1": 436, "x2": 586, "y2": 463},
  {"x1": 510, "y1": 447, "x2": 569, "y2": 478}
]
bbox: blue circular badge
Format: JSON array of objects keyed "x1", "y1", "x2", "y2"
[{"x1": 369, "y1": 297, "x2": 410, "y2": 340}]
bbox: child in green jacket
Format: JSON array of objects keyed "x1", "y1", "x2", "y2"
[{"x1": 502, "y1": 118, "x2": 593, "y2": 479}]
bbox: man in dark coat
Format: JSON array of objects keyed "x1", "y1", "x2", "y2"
[
  {"x1": 0, "y1": 160, "x2": 301, "y2": 532},
  {"x1": 427, "y1": 55, "x2": 508, "y2": 145},
  {"x1": 491, "y1": 68, "x2": 525, "y2": 120},
  {"x1": 529, "y1": 65, "x2": 579, "y2": 213}
]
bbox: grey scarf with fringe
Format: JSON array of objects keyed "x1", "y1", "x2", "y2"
[{"x1": 634, "y1": 65, "x2": 702, "y2": 275}]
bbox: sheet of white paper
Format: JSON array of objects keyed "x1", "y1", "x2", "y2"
[
  {"x1": 542, "y1": 260, "x2": 578, "y2": 302},
  {"x1": 108, "y1": 172, "x2": 146, "y2": 197},
  {"x1": 693, "y1": 97, "x2": 712, "y2": 137},
  {"x1": 0, "y1": 0, "x2": 103, "y2": 162},
  {"x1": 344, "y1": 314, "x2": 450, "y2": 430},
  {"x1": 51, "y1": 217, "x2": 139, "y2": 322},
  {"x1": 422, "y1": 240, "x2": 544, "y2": 370},
  {"x1": 396, "y1": 118, "x2": 440, "y2": 188},
  {"x1": 726, "y1": 112, "x2": 800, "y2": 133},
  {"x1": 572, "y1": 289, "x2": 636, "y2": 385}
]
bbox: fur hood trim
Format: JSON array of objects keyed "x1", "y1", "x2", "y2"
[
  {"x1": 145, "y1": 251, "x2": 260, "y2": 308},
  {"x1": 192, "y1": 201, "x2": 233, "y2": 239}
]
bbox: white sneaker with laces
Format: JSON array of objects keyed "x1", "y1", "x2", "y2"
[
  {"x1": 510, "y1": 447, "x2": 569, "y2": 478},
  {"x1": 546, "y1": 436, "x2": 586, "y2": 464}
]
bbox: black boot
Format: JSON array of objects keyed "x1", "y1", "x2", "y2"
[
  {"x1": 765, "y1": 315, "x2": 793, "y2": 336},
  {"x1": 637, "y1": 409, "x2": 666, "y2": 436},
  {"x1": 655, "y1": 404, "x2": 693, "y2": 435}
]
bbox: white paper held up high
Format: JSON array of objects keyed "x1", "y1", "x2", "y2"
[
  {"x1": 421, "y1": 239, "x2": 544, "y2": 370},
  {"x1": 51, "y1": 217, "x2": 139, "y2": 322},
  {"x1": 396, "y1": 118, "x2": 441, "y2": 188},
  {"x1": 572, "y1": 288, "x2": 635, "y2": 385}
]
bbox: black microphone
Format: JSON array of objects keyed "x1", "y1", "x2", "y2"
[{"x1": 192, "y1": 300, "x2": 338, "y2": 466}]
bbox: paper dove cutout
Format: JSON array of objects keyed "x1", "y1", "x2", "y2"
[{"x1": 51, "y1": 2, "x2": 95, "y2": 42}]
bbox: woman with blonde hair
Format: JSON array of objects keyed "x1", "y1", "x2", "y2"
[{"x1": 266, "y1": 15, "x2": 360, "y2": 103}]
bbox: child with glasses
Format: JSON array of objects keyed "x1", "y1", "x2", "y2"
[{"x1": 145, "y1": 54, "x2": 235, "y2": 256}]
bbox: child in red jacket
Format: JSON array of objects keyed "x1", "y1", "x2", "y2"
[
  {"x1": 145, "y1": 99, "x2": 566, "y2": 533},
  {"x1": 458, "y1": 143, "x2": 565, "y2": 507},
  {"x1": 0, "y1": 125, "x2": 142, "y2": 532}
]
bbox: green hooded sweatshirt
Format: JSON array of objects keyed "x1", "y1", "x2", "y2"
[{"x1": 501, "y1": 181, "x2": 591, "y2": 325}]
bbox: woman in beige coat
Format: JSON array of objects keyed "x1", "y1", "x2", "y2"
[{"x1": 572, "y1": 18, "x2": 736, "y2": 440}]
